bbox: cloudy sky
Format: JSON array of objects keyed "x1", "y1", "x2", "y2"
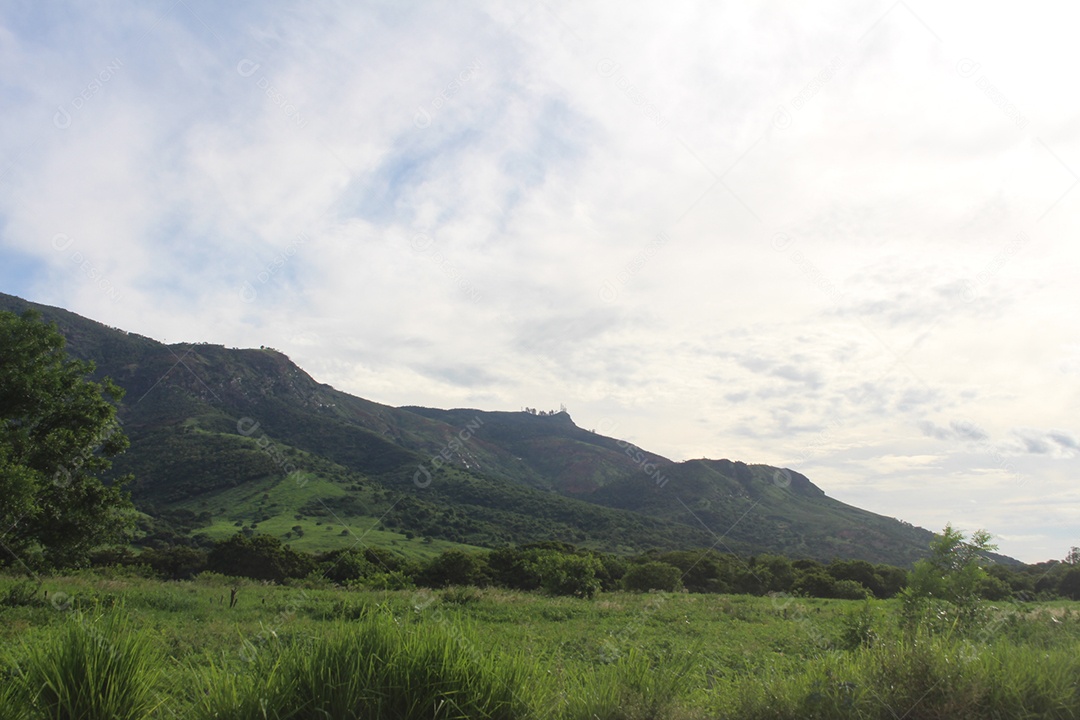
[{"x1": 2, "y1": 1, "x2": 1077, "y2": 563}]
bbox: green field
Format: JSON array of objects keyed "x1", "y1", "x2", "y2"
[
  {"x1": 172, "y1": 470, "x2": 482, "y2": 559},
  {"x1": 1, "y1": 572, "x2": 1077, "y2": 719}
]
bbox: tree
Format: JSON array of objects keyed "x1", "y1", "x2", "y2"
[
  {"x1": 1059, "y1": 567, "x2": 1080, "y2": 600},
  {"x1": 901, "y1": 523, "x2": 997, "y2": 633},
  {"x1": 319, "y1": 549, "x2": 374, "y2": 585},
  {"x1": 138, "y1": 545, "x2": 209, "y2": 580},
  {"x1": 0, "y1": 310, "x2": 134, "y2": 568},
  {"x1": 207, "y1": 533, "x2": 313, "y2": 582},
  {"x1": 792, "y1": 569, "x2": 836, "y2": 598},
  {"x1": 536, "y1": 552, "x2": 602, "y2": 598},
  {"x1": 487, "y1": 546, "x2": 544, "y2": 590},
  {"x1": 418, "y1": 550, "x2": 488, "y2": 588},
  {"x1": 828, "y1": 560, "x2": 881, "y2": 597}
]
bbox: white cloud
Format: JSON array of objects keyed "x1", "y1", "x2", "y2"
[{"x1": 2, "y1": 0, "x2": 1079, "y2": 562}]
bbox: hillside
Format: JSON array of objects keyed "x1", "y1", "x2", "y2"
[{"x1": 0, "y1": 292, "x2": 956, "y2": 565}]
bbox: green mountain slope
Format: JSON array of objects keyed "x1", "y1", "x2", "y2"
[{"x1": 0, "y1": 292, "x2": 974, "y2": 566}]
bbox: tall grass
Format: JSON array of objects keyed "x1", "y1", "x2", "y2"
[
  {"x1": 198, "y1": 610, "x2": 542, "y2": 719},
  {"x1": 562, "y1": 647, "x2": 696, "y2": 720},
  {"x1": 722, "y1": 634, "x2": 1080, "y2": 720},
  {"x1": 2, "y1": 577, "x2": 1076, "y2": 720},
  {"x1": 12, "y1": 610, "x2": 163, "y2": 720}
]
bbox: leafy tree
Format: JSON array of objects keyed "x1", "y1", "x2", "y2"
[
  {"x1": 318, "y1": 549, "x2": 374, "y2": 585},
  {"x1": 986, "y1": 563, "x2": 1032, "y2": 597},
  {"x1": 1059, "y1": 567, "x2": 1080, "y2": 601},
  {"x1": 138, "y1": 545, "x2": 209, "y2": 580},
  {"x1": 792, "y1": 569, "x2": 835, "y2": 598},
  {"x1": 623, "y1": 561, "x2": 683, "y2": 593},
  {"x1": 536, "y1": 552, "x2": 601, "y2": 598},
  {"x1": 831, "y1": 579, "x2": 871, "y2": 600},
  {"x1": 828, "y1": 560, "x2": 881, "y2": 597},
  {"x1": 0, "y1": 310, "x2": 134, "y2": 568},
  {"x1": 757, "y1": 555, "x2": 795, "y2": 593},
  {"x1": 977, "y1": 574, "x2": 1011, "y2": 601},
  {"x1": 207, "y1": 533, "x2": 313, "y2": 583},
  {"x1": 654, "y1": 550, "x2": 730, "y2": 593},
  {"x1": 487, "y1": 546, "x2": 544, "y2": 590},
  {"x1": 901, "y1": 523, "x2": 997, "y2": 633},
  {"x1": 418, "y1": 550, "x2": 488, "y2": 588},
  {"x1": 591, "y1": 551, "x2": 627, "y2": 592},
  {"x1": 873, "y1": 564, "x2": 908, "y2": 598}
]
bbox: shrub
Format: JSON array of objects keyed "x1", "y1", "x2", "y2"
[
  {"x1": 537, "y1": 552, "x2": 602, "y2": 598},
  {"x1": 622, "y1": 561, "x2": 683, "y2": 593},
  {"x1": 441, "y1": 586, "x2": 481, "y2": 605},
  {"x1": 831, "y1": 579, "x2": 871, "y2": 600},
  {"x1": 417, "y1": 550, "x2": 488, "y2": 588},
  {"x1": 2, "y1": 580, "x2": 43, "y2": 608},
  {"x1": 793, "y1": 569, "x2": 836, "y2": 598},
  {"x1": 320, "y1": 549, "x2": 374, "y2": 585},
  {"x1": 839, "y1": 600, "x2": 880, "y2": 650}
]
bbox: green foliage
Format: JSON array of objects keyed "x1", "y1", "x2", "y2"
[
  {"x1": 487, "y1": 546, "x2": 545, "y2": 590},
  {"x1": 839, "y1": 599, "x2": 880, "y2": 650},
  {"x1": 137, "y1": 545, "x2": 208, "y2": 580},
  {"x1": 537, "y1": 552, "x2": 602, "y2": 598},
  {"x1": 1059, "y1": 567, "x2": 1080, "y2": 600},
  {"x1": 417, "y1": 549, "x2": 489, "y2": 588},
  {"x1": 207, "y1": 533, "x2": 313, "y2": 583},
  {"x1": 725, "y1": 634, "x2": 1080, "y2": 720},
  {"x1": 1, "y1": 571, "x2": 1078, "y2": 719},
  {"x1": 901, "y1": 523, "x2": 998, "y2": 634},
  {"x1": 622, "y1": 561, "x2": 683, "y2": 593},
  {"x1": 11, "y1": 611, "x2": 162, "y2": 720},
  {"x1": 0, "y1": 310, "x2": 134, "y2": 569},
  {"x1": 793, "y1": 569, "x2": 837, "y2": 598},
  {"x1": 2, "y1": 579, "x2": 44, "y2": 608},
  {"x1": 317, "y1": 549, "x2": 374, "y2": 584},
  {"x1": 563, "y1": 647, "x2": 695, "y2": 720},
  {"x1": 831, "y1": 579, "x2": 871, "y2": 600},
  {"x1": 198, "y1": 612, "x2": 536, "y2": 720}
]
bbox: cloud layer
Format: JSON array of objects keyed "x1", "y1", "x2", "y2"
[{"x1": 1, "y1": 1, "x2": 1078, "y2": 562}]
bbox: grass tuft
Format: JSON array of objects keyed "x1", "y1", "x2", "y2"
[
  {"x1": 199, "y1": 610, "x2": 539, "y2": 719},
  {"x1": 14, "y1": 610, "x2": 163, "y2": 720}
]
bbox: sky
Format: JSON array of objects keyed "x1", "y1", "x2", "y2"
[{"x1": 1, "y1": 1, "x2": 1077, "y2": 563}]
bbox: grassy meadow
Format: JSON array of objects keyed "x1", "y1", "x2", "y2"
[
  {"x1": 171, "y1": 470, "x2": 481, "y2": 558},
  {"x1": 1, "y1": 571, "x2": 1077, "y2": 719}
]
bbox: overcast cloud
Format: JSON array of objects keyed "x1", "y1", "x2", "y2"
[{"x1": 1, "y1": 1, "x2": 1077, "y2": 562}]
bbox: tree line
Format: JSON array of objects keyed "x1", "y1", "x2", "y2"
[{"x1": 88, "y1": 532, "x2": 1080, "y2": 602}]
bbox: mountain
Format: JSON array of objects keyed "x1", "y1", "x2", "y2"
[{"x1": 0, "y1": 292, "x2": 961, "y2": 566}]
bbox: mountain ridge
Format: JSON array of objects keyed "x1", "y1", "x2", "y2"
[{"x1": 0, "y1": 292, "x2": 1010, "y2": 566}]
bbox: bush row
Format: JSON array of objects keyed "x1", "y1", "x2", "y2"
[{"x1": 91, "y1": 535, "x2": 1080, "y2": 601}]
